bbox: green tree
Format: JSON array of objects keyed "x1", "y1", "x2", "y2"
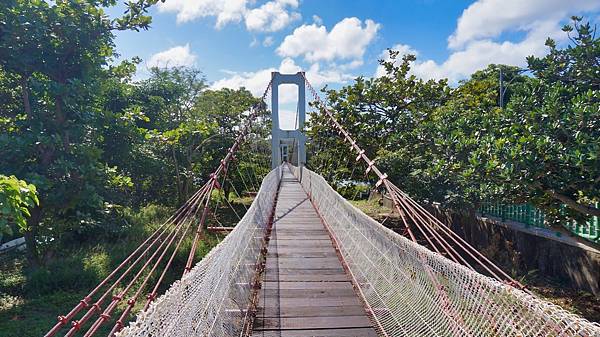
[
  {"x1": 194, "y1": 87, "x2": 266, "y2": 200},
  {"x1": 407, "y1": 64, "x2": 526, "y2": 209},
  {"x1": 310, "y1": 16, "x2": 599, "y2": 227},
  {"x1": 124, "y1": 67, "x2": 263, "y2": 206},
  {"x1": 122, "y1": 66, "x2": 211, "y2": 205},
  {"x1": 308, "y1": 51, "x2": 450, "y2": 196},
  {"x1": 483, "y1": 17, "x2": 600, "y2": 221},
  {"x1": 0, "y1": 0, "x2": 159, "y2": 264}
]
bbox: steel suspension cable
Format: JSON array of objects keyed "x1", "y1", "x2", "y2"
[
  {"x1": 47, "y1": 186, "x2": 208, "y2": 337},
  {"x1": 183, "y1": 79, "x2": 272, "y2": 274},
  {"x1": 46, "y1": 187, "x2": 202, "y2": 335},
  {"x1": 45, "y1": 79, "x2": 273, "y2": 337},
  {"x1": 301, "y1": 73, "x2": 522, "y2": 287}
]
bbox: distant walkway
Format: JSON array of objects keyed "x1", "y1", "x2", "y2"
[{"x1": 252, "y1": 167, "x2": 376, "y2": 337}]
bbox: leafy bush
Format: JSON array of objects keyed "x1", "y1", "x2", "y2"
[{"x1": 0, "y1": 175, "x2": 38, "y2": 237}]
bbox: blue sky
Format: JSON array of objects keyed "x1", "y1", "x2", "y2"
[{"x1": 110, "y1": 0, "x2": 600, "y2": 128}]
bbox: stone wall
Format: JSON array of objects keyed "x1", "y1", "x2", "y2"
[
  {"x1": 437, "y1": 207, "x2": 600, "y2": 296},
  {"x1": 377, "y1": 193, "x2": 600, "y2": 296}
]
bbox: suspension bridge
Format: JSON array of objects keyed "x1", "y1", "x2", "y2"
[{"x1": 43, "y1": 72, "x2": 600, "y2": 337}]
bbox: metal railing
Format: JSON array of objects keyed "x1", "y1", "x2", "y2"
[{"x1": 479, "y1": 202, "x2": 599, "y2": 243}]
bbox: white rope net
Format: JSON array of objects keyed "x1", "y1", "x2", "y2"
[
  {"x1": 290, "y1": 165, "x2": 600, "y2": 337},
  {"x1": 118, "y1": 164, "x2": 599, "y2": 337},
  {"x1": 117, "y1": 166, "x2": 281, "y2": 337}
]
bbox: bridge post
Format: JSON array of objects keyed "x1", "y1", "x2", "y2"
[
  {"x1": 271, "y1": 78, "x2": 281, "y2": 168},
  {"x1": 270, "y1": 71, "x2": 306, "y2": 169}
]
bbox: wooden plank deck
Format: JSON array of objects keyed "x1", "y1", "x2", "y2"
[{"x1": 252, "y1": 167, "x2": 377, "y2": 337}]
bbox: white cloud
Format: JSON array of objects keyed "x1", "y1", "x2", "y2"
[
  {"x1": 277, "y1": 17, "x2": 380, "y2": 63},
  {"x1": 245, "y1": 0, "x2": 301, "y2": 32},
  {"x1": 337, "y1": 59, "x2": 364, "y2": 71},
  {"x1": 375, "y1": 22, "x2": 560, "y2": 82},
  {"x1": 263, "y1": 36, "x2": 275, "y2": 47},
  {"x1": 157, "y1": 0, "x2": 247, "y2": 27},
  {"x1": 377, "y1": 0, "x2": 599, "y2": 83},
  {"x1": 449, "y1": 0, "x2": 600, "y2": 49},
  {"x1": 158, "y1": 0, "x2": 300, "y2": 32},
  {"x1": 147, "y1": 44, "x2": 198, "y2": 68},
  {"x1": 212, "y1": 59, "x2": 353, "y2": 129},
  {"x1": 212, "y1": 58, "x2": 352, "y2": 103},
  {"x1": 212, "y1": 68, "x2": 272, "y2": 99}
]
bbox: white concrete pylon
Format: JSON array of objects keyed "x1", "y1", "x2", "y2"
[{"x1": 271, "y1": 71, "x2": 306, "y2": 169}]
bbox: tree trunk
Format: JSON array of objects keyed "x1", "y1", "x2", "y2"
[
  {"x1": 223, "y1": 181, "x2": 231, "y2": 202},
  {"x1": 183, "y1": 173, "x2": 191, "y2": 202},
  {"x1": 20, "y1": 76, "x2": 32, "y2": 119},
  {"x1": 172, "y1": 147, "x2": 182, "y2": 205},
  {"x1": 24, "y1": 206, "x2": 42, "y2": 267},
  {"x1": 55, "y1": 95, "x2": 70, "y2": 150}
]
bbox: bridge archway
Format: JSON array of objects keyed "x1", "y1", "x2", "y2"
[{"x1": 270, "y1": 71, "x2": 306, "y2": 169}]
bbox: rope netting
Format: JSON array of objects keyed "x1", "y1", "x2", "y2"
[
  {"x1": 289, "y1": 165, "x2": 600, "y2": 337},
  {"x1": 48, "y1": 73, "x2": 600, "y2": 337},
  {"x1": 116, "y1": 166, "x2": 281, "y2": 337}
]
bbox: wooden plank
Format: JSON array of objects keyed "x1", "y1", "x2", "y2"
[
  {"x1": 269, "y1": 241, "x2": 334, "y2": 248},
  {"x1": 257, "y1": 305, "x2": 368, "y2": 318},
  {"x1": 260, "y1": 288, "x2": 357, "y2": 298},
  {"x1": 268, "y1": 247, "x2": 337, "y2": 254},
  {"x1": 267, "y1": 251, "x2": 337, "y2": 258},
  {"x1": 266, "y1": 258, "x2": 343, "y2": 270},
  {"x1": 257, "y1": 294, "x2": 363, "y2": 308},
  {"x1": 271, "y1": 234, "x2": 331, "y2": 240},
  {"x1": 271, "y1": 229, "x2": 328, "y2": 234},
  {"x1": 262, "y1": 281, "x2": 353, "y2": 290},
  {"x1": 263, "y1": 274, "x2": 350, "y2": 282},
  {"x1": 264, "y1": 268, "x2": 346, "y2": 276},
  {"x1": 252, "y1": 328, "x2": 379, "y2": 337},
  {"x1": 252, "y1": 167, "x2": 375, "y2": 336},
  {"x1": 255, "y1": 315, "x2": 372, "y2": 330}
]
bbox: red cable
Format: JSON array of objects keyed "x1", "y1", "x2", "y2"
[
  {"x1": 44, "y1": 187, "x2": 207, "y2": 337},
  {"x1": 302, "y1": 73, "x2": 522, "y2": 287}
]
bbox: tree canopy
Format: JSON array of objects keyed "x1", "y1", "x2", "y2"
[
  {"x1": 0, "y1": 0, "x2": 597, "y2": 266},
  {"x1": 308, "y1": 17, "x2": 599, "y2": 226},
  {"x1": 0, "y1": 0, "x2": 268, "y2": 265}
]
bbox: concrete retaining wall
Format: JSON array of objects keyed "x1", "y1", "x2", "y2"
[
  {"x1": 376, "y1": 193, "x2": 600, "y2": 296},
  {"x1": 439, "y1": 208, "x2": 600, "y2": 297}
]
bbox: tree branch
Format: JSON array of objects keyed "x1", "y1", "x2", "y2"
[{"x1": 546, "y1": 189, "x2": 600, "y2": 217}]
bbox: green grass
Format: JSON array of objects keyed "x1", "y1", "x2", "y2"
[
  {"x1": 350, "y1": 199, "x2": 392, "y2": 218},
  {"x1": 0, "y1": 202, "x2": 237, "y2": 337}
]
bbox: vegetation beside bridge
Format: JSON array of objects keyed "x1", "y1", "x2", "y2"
[
  {"x1": 309, "y1": 16, "x2": 599, "y2": 232},
  {"x1": 0, "y1": 0, "x2": 598, "y2": 334}
]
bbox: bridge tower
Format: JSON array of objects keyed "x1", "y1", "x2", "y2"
[{"x1": 270, "y1": 71, "x2": 306, "y2": 169}]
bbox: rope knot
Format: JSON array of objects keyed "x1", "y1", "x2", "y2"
[
  {"x1": 71, "y1": 320, "x2": 81, "y2": 330},
  {"x1": 355, "y1": 150, "x2": 365, "y2": 162},
  {"x1": 376, "y1": 174, "x2": 388, "y2": 188},
  {"x1": 365, "y1": 160, "x2": 376, "y2": 174},
  {"x1": 58, "y1": 315, "x2": 68, "y2": 324},
  {"x1": 80, "y1": 297, "x2": 91, "y2": 307}
]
